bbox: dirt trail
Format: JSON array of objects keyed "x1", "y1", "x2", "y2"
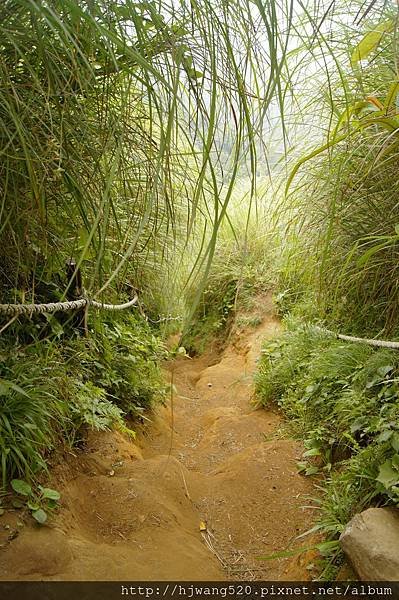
[{"x1": 0, "y1": 295, "x2": 316, "y2": 581}]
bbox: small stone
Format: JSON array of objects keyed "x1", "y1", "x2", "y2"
[
  {"x1": 207, "y1": 383, "x2": 212, "y2": 388},
  {"x1": 108, "y1": 469, "x2": 115, "y2": 477}
]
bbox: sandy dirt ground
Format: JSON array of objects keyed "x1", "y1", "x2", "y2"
[{"x1": 0, "y1": 294, "x2": 318, "y2": 581}]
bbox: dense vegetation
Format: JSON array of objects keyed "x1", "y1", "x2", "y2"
[
  {"x1": 255, "y1": 1, "x2": 399, "y2": 577},
  {"x1": 0, "y1": 0, "x2": 286, "y2": 488},
  {"x1": 1, "y1": 0, "x2": 399, "y2": 581}
]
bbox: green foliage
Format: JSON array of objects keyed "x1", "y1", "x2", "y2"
[
  {"x1": 256, "y1": 321, "x2": 399, "y2": 575},
  {"x1": 0, "y1": 311, "x2": 165, "y2": 489},
  {"x1": 183, "y1": 209, "x2": 277, "y2": 353},
  {"x1": 280, "y1": 6, "x2": 399, "y2": 335},
  {"x1": 0, "y1": 0, "x2": 290, "y2": 323},
  {"x1": 0, "y1": 347, "x2": 67, "y2": 486},
  {"x1": 11, "y1": 479, "x2": 61, "y2": 524},
  {"x1": 93, "y1": 315, "x2": 167, "y2": 415},
  {"x1": 70, "y1": 382, "x2": 126, "y2": 432}
]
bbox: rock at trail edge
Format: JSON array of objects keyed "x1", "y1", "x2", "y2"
[{"x1": 339, "y1": 507, "x2": 399, "y2": 580}]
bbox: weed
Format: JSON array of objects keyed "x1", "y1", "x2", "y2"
[{"x1": 11, "y1": 479, "x2": 61, "y2": 525}]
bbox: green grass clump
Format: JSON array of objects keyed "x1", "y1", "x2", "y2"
[
  {"x1": 0, "y1": 311, "x2": 166, "y2": 489},
  {"x1": 0, "y1": 344, "x2": 68, "y2": 486},
  {"x1": 256, "y1": 320, "x2": 399, "y2": 576}
]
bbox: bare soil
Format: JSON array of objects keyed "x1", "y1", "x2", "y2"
[{"x1": 0, "y1": 294, "x2": 318, "y2": 580}]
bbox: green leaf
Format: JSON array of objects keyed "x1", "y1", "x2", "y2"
[
  {"x1": 305, "y1": 465, "x2": 319, "y2": 476},
  {"x1": 350, "y1": 417, "x2": 367, "y2": 433},
  {"x1": 377, "y1": 430, "x2": 393, "y2": 443},
  {"x1": 316, "y1": 540, "x2": 340, "y2": 557},
  {"x1": 40, "y1": 488, "x2": 60, "y2": 501},
  {"x1": 377, "y1": 365, "x2": 394, "y2": 377},
  {"x1": 11, "y1": 479, "x2": 32, "y2": 496},
  {"x1": 0, "y1": 508, "x2": 4, "y2": 516},
  {"x1": 351, "y1": 20, "x2": 394, "y2": 66},
  {"x1": 296, "y1": 461, "x2": 308, "y2": 473},
  {"x1": 303, "y1": 448, "x2": 321, "y2": 457},
  {"x1": 391, "y1": 432, "x2": 399, "y2": 452},
  {"x1": 376, "y1": 459, "x2": 399, "y2": 489},
  {"x1": 27, "y1": 501, "x2": 40, "y2": 511},
  {"x1": 357, "y1": 241, "x2": 393, "y2": 267},
  {"x1": 32, "y1": 509, "x2": 47, "y2": 525},
  {"x1": 0, "y1": 380, "x2": 30, "y2": 398}
]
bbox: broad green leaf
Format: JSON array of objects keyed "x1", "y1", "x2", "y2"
[
  {"x1": 296, "y1": 461, "x2": 307, "y2": 473},
  {"x1": 305, "y1": 465, "x2": 319, "y2": 476},
  {"x1": 11, "y1": 479, "x2": 32, "y2": 496},
  {"x1": 351, "y1": 21, "x2": 394, "y2": 66},
  {"x1": 303, "y1": 448, "x2": 321, "y2": 457},
  {"x1": 40, "y1": 488, "x2": 60, "y2": 501},
  {"x1": 377, "y1": 430, "x2": 393, "y2": 443},
  {"x1": 391, "y1": 432, "x2": 399, "y2": 452},
  {"x1": 376, "y1": 459, "x2": 399, "y2": 489},
  {"x1": 385, "y1": 81, "x2": 399, "y2": 111},
  {"x1": 32, "y1": 509, "x2": 47, "y2": 525}
]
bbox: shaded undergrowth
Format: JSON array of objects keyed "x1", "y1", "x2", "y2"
[
  {"x1": 256, "y1": 319, "x2": 399, "y2": 577},
  {"x1": 0, "y1": 312, "x2": 166, "y2": 489}
]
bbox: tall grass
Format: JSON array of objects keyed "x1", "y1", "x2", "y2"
[
  {"x1": 0, "y1": 0, "x2": 302, "y2": 486},
  {"x1": 0, "y1": 0, "x2": 296, "y2": 319},
  {"x1": 254, "y1": 0, "x2": 399, "y2": 578},
  {"x1": 276, "y1": 0, "x2": 399, "y2": 334}
]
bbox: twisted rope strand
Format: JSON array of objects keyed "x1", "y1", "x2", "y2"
[
  {"x1": 0, "y1": 295, "x2": 138, "y2": 316},
  {"x1": 316, "y1": 326, "x2": 399, "y2": 349}
]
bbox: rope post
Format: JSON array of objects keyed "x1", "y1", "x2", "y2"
[
  {"x1": 65, "y1": 259, "x2": 86, "y2": 334},
  {"x1": 65, "y1": 259, "x2": 83, "y2": 299}
]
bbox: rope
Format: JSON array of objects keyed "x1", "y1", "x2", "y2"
[
  {"x1": 147, "y1": 315, "x2": 183, "y2": 324},
  {"x1": 317, "y1": 326, "x2": 399, "y2": 349},
  {"x1": 0, "y1": 295, "x2": 138, "y2": 316}
]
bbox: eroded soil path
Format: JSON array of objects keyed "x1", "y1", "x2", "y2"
[{"x1": 0, "y1": 295, "x2": 316, "y2": 580}]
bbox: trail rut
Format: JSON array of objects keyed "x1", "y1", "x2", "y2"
[{"x1": 0, "y1": 295, "x2": 317, "y2": 581}]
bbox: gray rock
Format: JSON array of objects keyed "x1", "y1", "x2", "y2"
[{"x1": 340, "y1": 507, "x2": 399, "y2": 580}]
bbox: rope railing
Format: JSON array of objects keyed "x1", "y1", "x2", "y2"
[
  {"x1": 316, "y1": 326, "x2": 399, "y2": 349},
  {"x1": 0, "y1": 295, "x2": 138, "y2": 316}
]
